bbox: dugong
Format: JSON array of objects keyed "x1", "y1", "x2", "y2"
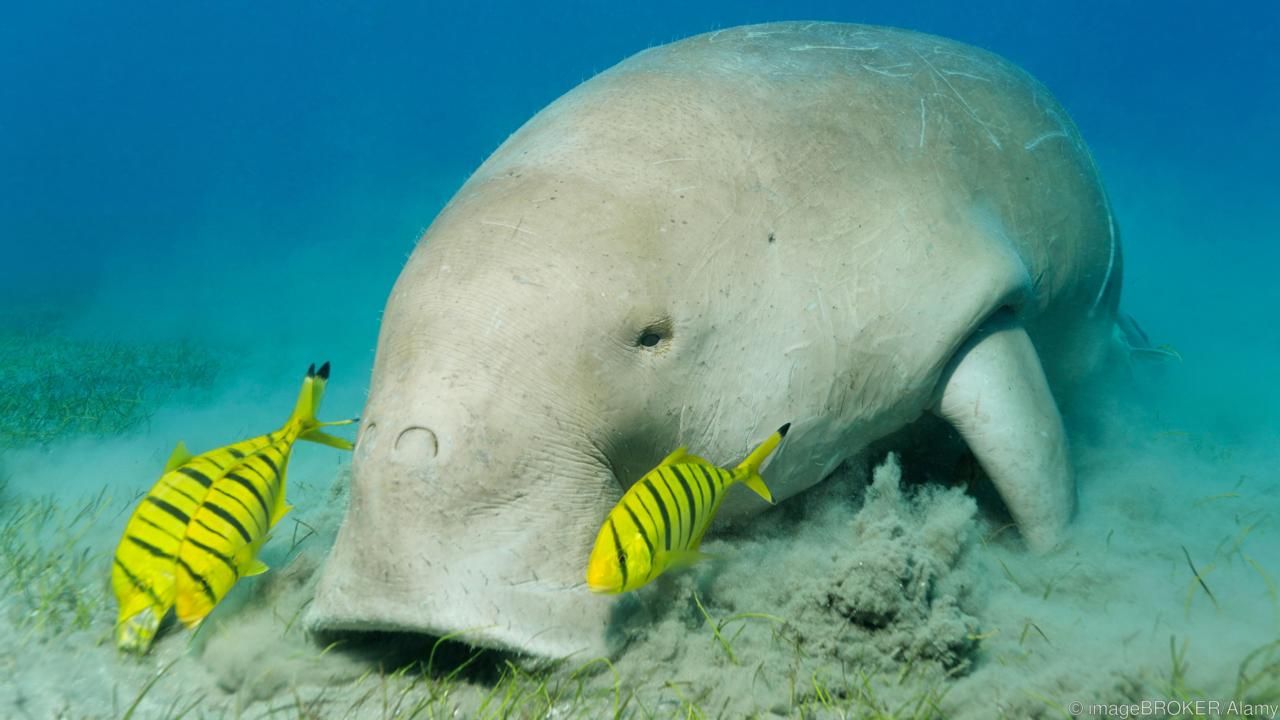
[{"x1": 309, "y1": 22, "x2": 1126, "y2": 659}]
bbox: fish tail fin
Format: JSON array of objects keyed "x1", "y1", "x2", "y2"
[
  {"x1": 732, "y1": 423, "x2": 790, "y2": 504},
  {"x1": 288, "y1": 362, "x2": 356, "y2": 450}
]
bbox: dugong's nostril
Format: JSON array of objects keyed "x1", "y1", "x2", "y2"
[{"x1": 394, "y1": 426, "x2": 439, "y2": 460}]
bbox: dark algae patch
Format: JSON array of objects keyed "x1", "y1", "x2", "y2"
[{"x1": 0, "y1": 323, "x2": 218, "y2": 447}]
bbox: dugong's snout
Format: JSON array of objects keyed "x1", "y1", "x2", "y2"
[{"x1": 307, "y1": 411, "x2": 619, "y2": 658}]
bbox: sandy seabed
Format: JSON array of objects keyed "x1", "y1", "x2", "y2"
[{"x1": 1, "y1": 353, "x2": 1277, "y2": 719}]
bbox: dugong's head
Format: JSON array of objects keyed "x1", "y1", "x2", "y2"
[{"x1": 307, "y1": 60, "x2": 809, "y2": 657}]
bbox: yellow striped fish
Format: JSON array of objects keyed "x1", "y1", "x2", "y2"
[
  {"x1": 111, "y1": 362, "x2": 354, "y2": 653},
  {"x1": 585, "y1": 423, "x2": 790, "y2": 594}
]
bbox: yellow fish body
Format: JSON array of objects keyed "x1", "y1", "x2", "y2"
[
  {"x1": 111, "y1": 362, "x2": 353, "y2": 653},
  {"x1": 585, "y1": 424, "x2": 789, "y2": 594}
]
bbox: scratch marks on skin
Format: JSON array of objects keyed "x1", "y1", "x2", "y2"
[
  {"x1": 651, "y1": 157, "x2": 690, "y2": 165},
  {"x1": 918, "y1": 98, "x2": 927, "y2": 148},
  {"x1": 1090, "y1": 211, "x2": 1117, "y2": 316},
  {"x1": 861, "y1": 62, "x2": 915, "y2": 78},
  {"x1": 913, "y1": 50, "x2": 1002, "y2": 150},
  {"x1": 940, "y1": 69, "x2": 990, "y2": 82},
  {"x1": 1023, "y1": 131, "x2": 1069, "y2": 151},
  {"x1": 1040, "y1": 107, "x2": 1084, "y2": 154},
  {"x1": 479, "y1": 220, "x2": 539, "y2": 237},
  {"x1": 790, "y1": 43, "x2": 882, "y2": 53},
  {"x1": 811, "y1": 274, "x2": 835, "y2": 341}
]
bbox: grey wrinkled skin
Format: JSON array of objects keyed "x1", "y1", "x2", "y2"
[{"x1": 308, "y1": 22, "x2": 1124, "y2": 659}]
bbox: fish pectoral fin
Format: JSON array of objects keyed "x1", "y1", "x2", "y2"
[
  {"x1": 164, "y1": 441, "x2": 195, "y2": 472},
  {"x1": 269, "y1": 501, "x2": 293, "y2": 526},
  {"x1": 243, "y1": 558, "x2": 269, "y2": 577},
  {"x1": 666, "y1": 550, "x2": 715, "y2": 570},
  {"x1": 657, "y1": 446, "x2": 689, "y2": 466}
]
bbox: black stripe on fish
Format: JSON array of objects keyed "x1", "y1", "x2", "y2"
[
  {"x1": 204, "y1": 501, "x2": 253, "y2": 544},
  {"x1": 696, "y1": 465, "x2": 720, "y2": 506},
  {"x1": 185, "y1": 536, "x2": 240, "y2": 578},
  {"x1": 608, "y1": 518, "x2": 627, "y2": 589},
  {"x1": 177, "y1": 467, "x2": 213, "y2": 489},
  {"x1": 195, "y1": 517, "x2": 230, "y2": 542},
  {"x1": 176, "y1": 556, "x2": 218, "y2": 604},
  {"x1": 114, "y1": 559, "x2": 163, "y2": 605},
  {"x1": 138, "y1": 515, "x2": 181, "y2": 540},
  {"x1": 670, "y1": 465, "x2": 701, "y2": 546},
  {"x1": 164, "y1": 480, "x2": 204, "y2": 508},
  {"x1": 240, "y1": 459, "x2": 268, "y2": 481},
  {"x1": 632, "y1": 490, "x2": 661, "y2": 557},
  {"x1": 684, "y1": 464, "x2": 706, "y2": 513},
  {"x1": 624, "y1": 498, "x2": 662, "y2": 585},
  {"x1": 146, "y1": 497, "x2": 190, "y2": 526},
  {"x1": 621, "y1": 501, "x2": 654, "y2": 559},
  {"x1": 214, "y1": 486, "x2": 263, "y2": 532},
  {"x1": 257, "y1": 451, "x2": 281, "y2": 481},
  {"x1": 658, "y1": 468, "x2": 692, "y2": 549},
  {"x1": 227, "y1": 447, "x2": 245, "y2": 460},
  {"x1": 642, "y1": 478, "x2": 672, "y2": 552},
  {"x1": 127, "y1": 534, "x2": 174, "y2": 560},
  {"x1": 654, "y1": 468, "x2": 679, "y2": 548},
  {"x1": 224, "y1": 473, "x2": 270, "y2": 524}
]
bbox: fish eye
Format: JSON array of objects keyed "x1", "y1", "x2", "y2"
[{"x1": 617, "y1": 550, "x2": 628, "y2": 565}]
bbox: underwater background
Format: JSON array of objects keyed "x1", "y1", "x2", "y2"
[{"x1": 1, "y1": 0, "x2": 1278, "y2": 717}]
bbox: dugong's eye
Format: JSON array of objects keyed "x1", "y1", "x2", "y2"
[{"x1": 635, "y1": 318, "x2": 673, "y2": 349}]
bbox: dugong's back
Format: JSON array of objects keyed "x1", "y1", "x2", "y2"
[{"x1": 464, "y1": 22, "x2": 1118, "y2": 385}]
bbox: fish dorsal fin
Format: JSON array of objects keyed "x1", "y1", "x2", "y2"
[
  {"x1": 657, "y1": 447, "x2": 689, "y2": 466},
  {"x1": 164, "y1": 441, "x2": 195, "y2": 471},
  {"x1": 658, "y1": 448, "x2": 716, "y2": 468},
  {"x1": 679, "y1": 454, "x2": 717, "y2": 467}
]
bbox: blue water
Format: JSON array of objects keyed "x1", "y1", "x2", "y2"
[
  {"x1": 3, "y1": 1, "x2": 1279, "y2": 715},
  {"x1": 4, "y1": 1, "x2": 1276, "y2": 359}
]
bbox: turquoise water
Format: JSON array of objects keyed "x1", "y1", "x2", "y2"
[{"x1": 2, "y1": 2, "x2": 1278, "y2": 717}]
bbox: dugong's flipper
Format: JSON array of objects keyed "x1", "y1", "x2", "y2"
[{"x1": 934, "y1": 313, "x2": 1075, "y2": 552}]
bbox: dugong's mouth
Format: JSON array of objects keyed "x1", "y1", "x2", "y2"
[
  {"x1": 307, "y1": 534, "x2": 618, "y2": 658},
  {"x1": 307, "y1": 563, "x2": 615, "y2": 659},
  {"x1": 307, "y1": 436, "x2": 622, "y2": 659}
]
